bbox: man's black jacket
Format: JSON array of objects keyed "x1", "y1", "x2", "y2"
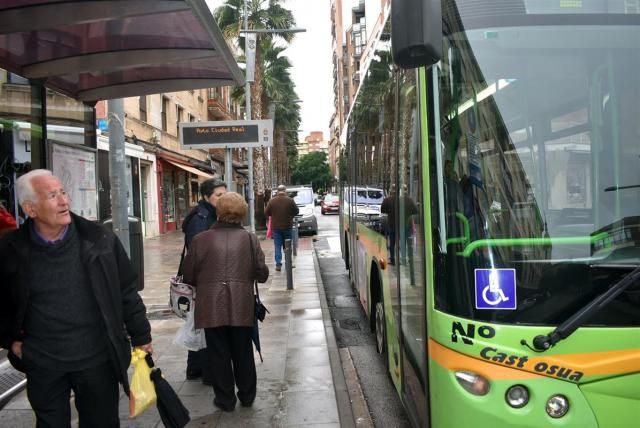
[{"x1": 0, "y1": 213, "x2": 151, "y2": 395}]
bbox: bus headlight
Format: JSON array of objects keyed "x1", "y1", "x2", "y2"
[
  {"x1": 505, "y1": 385, "x2": 529, "y2": 408},
  {"x1": 454, "y1": 371, "x2": 490, "y2": 396},
  {"x1": 546, "y1": 395, "x2": 569, "y2": 418}
]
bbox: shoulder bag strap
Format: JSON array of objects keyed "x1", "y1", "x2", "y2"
[
  {"x1": 247, "y1": 232, "x2": 261, "y2": 300},
  {"x1": 177, "y1": 242, "x2": 187, "y2": 277}
]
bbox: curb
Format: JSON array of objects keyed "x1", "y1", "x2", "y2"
[
  {"x1": 313, "y1": 245, "x2": 373, "y2": 428},
  {"x1": 340, "y1": 348, "x2": 374, "y2": 427}
]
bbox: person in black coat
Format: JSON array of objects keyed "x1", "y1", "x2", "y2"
[
  {"x1": 181, "y1": 178, "x2": 227, "y2": 383},
  {"x1": 0, "y1": 169, "x2": 152, "y2": 427}
]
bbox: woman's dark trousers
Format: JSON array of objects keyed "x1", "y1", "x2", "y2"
[
  {"x1": 25, "y1": 361, "x2": 120, "y2": 428},
  {"x1": 204, "y1": 326, "x2": 256, "y2": 409}
]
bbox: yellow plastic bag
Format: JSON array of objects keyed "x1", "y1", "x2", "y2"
[{"x1": 129, "y1": 349, "x2": 157, "y2": 417}]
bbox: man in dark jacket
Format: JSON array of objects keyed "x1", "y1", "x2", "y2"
[
  {"x1": 0, "y1": 169, "x2": 152, "y2": 427},
  {"x1": 182, "y1": 178, "x2": 226, "y2": 383},
  {"x1": 264, "y1": 184, "x2": 299, "y2": 271}
]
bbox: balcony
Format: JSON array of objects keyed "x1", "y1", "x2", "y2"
[{"x1": 207, "y1": 97, "x2": 231, "y2": 120}]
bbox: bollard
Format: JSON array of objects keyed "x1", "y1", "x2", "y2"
[
  {"x1": 292, "y1": 218, "x2": 299, "y2": 257},
  {"x1": 284, "y1": 238, "x2": 293, "y2": 290}
]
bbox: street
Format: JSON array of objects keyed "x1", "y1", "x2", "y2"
[{"x1": 313, "y1": 207, "x2": 411, "y2": 427}]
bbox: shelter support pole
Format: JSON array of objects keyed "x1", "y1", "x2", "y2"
[
  {"x1": 225, "y1": 148, "x2": 234, "y2": 192},
  {"x1": 246, "y1": 87, "x2": 255, "y2": 232},
  {"x1": 108, "y1": 98, "x2": 130, "y2": 256}
]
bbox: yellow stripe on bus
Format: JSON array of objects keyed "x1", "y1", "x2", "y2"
[
  {"x1": 429, "y1": 338, "x2": 640, "y2": 380},
  {"x1": 429, "y1": 338, "x2": 539, "y2": 380}
]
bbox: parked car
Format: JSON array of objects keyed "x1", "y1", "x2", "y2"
[{"x1": 320, "y1": 193, "x2": 339, "y2": 215}]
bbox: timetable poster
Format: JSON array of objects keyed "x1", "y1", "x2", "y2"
[{"x1": 50, "y1": 142, "x2": 98, "y2": 221}]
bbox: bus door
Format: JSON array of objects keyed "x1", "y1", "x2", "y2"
[{"x1": 396, "y1": 67, "x2": 430, "y2": 426}]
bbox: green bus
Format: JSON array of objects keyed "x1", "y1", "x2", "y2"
[{"x1": 339, "y1": 1, "x2": 640, "y2": 426}]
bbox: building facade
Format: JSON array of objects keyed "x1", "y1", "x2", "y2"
[
  {"x1": 95, "y1": 87, "x2": 244, "y2": 236},
  {"x1": 298, "y1": 131, "x2": 328, "y2": 157}
]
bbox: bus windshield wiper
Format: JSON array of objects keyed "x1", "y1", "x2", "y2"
[
  {"x1": 604, "y1": 184, "x2": 640, "y2": 192},
  {"x1": 523, "y1": 266, "x2": 640, "y2": 352}
]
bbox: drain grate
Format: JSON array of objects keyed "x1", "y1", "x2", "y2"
[
  {"x1": 338, "y1": 318, "x2": 362, "y2": 331},
  {"x1": 0, "y1": 360, "x2": 26, "y2": 407}
]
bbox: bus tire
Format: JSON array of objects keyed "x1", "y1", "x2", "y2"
[{"x1": 375, "y1": 301, "x2": 386, "y2": 356}]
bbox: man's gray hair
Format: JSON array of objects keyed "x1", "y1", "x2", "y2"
[
  {"x1": 16, "y1": 169, "x2": 53, "y2": 206},
  {"x1": 277, "y1": 184, "x2": 286, "y2": 193}
]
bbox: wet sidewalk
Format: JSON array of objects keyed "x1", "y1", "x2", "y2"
[{"x1": 0, "y1": 231, "x2": 351, "y2": 427}]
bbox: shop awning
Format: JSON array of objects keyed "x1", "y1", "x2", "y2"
[
  {"x1": 0, "y1": 0, "x2": 244, "y2": 102},
  {"x1": 165, "y1": 159, "x2": 213, "y2": 179}
]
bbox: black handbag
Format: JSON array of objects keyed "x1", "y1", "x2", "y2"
[
  {"x1": 254, "y1": 282, "x2": 268, "y2": 322},
  {"x1": 248, "y1": 233, "x2": 269, "y2": 322}
]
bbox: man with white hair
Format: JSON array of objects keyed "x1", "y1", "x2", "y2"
[
  {"x1": 0, "y1": 169, "x2": 153, "y2": 427},
  {"x1": 264, "y1": 184, "x2": 299, "y2": 271}
]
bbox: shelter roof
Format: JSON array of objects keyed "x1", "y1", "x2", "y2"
[{"x1": 0, "y1": 0, "x2": 244, "y2": 102}]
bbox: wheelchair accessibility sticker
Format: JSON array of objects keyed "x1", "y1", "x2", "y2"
[{"x1": 475, "y1": 269, "x2": 516, "y2": 310}]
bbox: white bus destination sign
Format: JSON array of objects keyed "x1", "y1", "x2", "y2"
[{"x1": 180, "y1": 119, "x2": 273, "y2": 149}]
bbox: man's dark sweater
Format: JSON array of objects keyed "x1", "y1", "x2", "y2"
[{"x1": 23, "y1": 222, "x2": 109, "y2": 371}]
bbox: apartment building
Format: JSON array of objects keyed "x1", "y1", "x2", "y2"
[{"x1": 298, "y1": 131, "x2": 329, "y2": 157}]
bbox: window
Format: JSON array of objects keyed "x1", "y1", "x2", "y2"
[
  {"x1": 139, "y1": 96, "x2": 147, "y2": 122},
  {"x1": 161, "y1": 96, "x2": 169, "y2": 131},
  {"x1": 176, "y1": 106, "x2": 184, "y2": 135},
  {"x1": 7, "y1": 73, "x2": 28, "y2": 85}
]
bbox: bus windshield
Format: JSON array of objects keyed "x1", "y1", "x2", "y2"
[
  {"x1": 433, "y1": 1, "x2": 640, "y2": 326},
  {"x1": 356, "y1": 189, "x2": 384, "y2": 205}
]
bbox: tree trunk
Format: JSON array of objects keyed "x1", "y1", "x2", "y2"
[{"x1": 252, "y1": 47, "x2": 266, "y2": 229}]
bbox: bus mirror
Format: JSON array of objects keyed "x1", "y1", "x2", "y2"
[{"x1": 391, "y1": 0, "x2": 442, "y2": 69}]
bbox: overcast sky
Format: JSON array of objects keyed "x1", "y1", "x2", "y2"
[{"x1": 205, "y1": 0, "x2": 333, "y2": 141}]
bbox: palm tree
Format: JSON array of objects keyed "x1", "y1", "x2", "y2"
[
  {"x1": 215, "y1": 0, "x2": 296, "y2": 201},
  {"x1": 261, "y1": 39, "x2": 301, "y2": 185}
]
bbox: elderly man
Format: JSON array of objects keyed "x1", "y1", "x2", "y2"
[
  {"x1": 264, "y1": 184, "x2": 299, "y2": 271},
  {"x1": 0, "y1": 169, "x2": 152, "y2": 427}
]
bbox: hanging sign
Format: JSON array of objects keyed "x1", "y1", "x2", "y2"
[{"x1": 180, "y1": 119, "x2": 273, "y2": 149}]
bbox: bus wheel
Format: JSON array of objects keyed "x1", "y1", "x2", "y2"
[{"x1": 375, "y1": 301, "x2": 386, "y2": 355}]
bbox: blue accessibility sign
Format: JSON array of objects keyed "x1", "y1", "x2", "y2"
[{"x1": 475, "y1": 269, "x2": 517, "y2": 310}]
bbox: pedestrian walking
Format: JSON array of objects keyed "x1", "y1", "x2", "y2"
[
  {"x1": 264, "y1": 184, "x2": 299, "y2": 271},
  {"x1": 182, "y1": 192, "x2": 269, "y2": 412},
  {"x1": 0, "y1": 169, "x2": 152, "y2": 427},
  {"x1": 181, "y1": 178, "x2": 227, "y2": 384}
]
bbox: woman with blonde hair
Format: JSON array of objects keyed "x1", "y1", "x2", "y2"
[{"x1": 182, "y1": 192, "x2": 269, "y2": 412}]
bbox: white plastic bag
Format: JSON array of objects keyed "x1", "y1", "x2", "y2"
[{"x1": 173, "y1": 306, "x2": 206, "y2": 351}]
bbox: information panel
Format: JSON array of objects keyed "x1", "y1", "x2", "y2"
[
  {"x1": 180, "y1": 120, "x2": 273, "y2": 149},
  {"x1": 49, "y1": 142, "x2": 98, "y2": 221}
]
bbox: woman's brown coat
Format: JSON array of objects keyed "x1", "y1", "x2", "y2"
[{"x1": 182, "y1": 222, "x2": 269, "y2": 329}]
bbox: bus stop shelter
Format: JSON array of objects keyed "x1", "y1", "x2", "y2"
[{"x1": 0, "y1": 0, "x2": 244, "y2": 404}]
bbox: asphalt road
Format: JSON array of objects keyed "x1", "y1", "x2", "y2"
[{"x1": 313, "y1": 208, "x2": 411, "y2": 428}]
